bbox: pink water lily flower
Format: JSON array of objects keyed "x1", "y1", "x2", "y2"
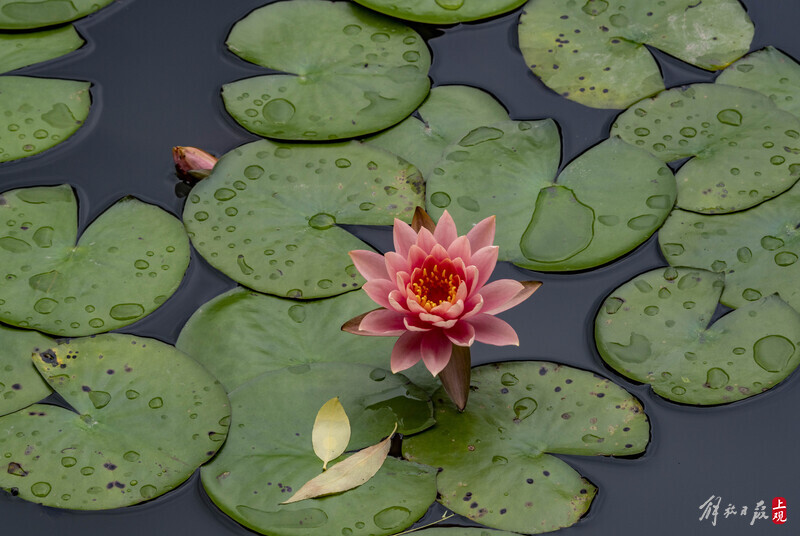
[{"x1": 346, "y1": 209, "x2": 540, "y2": 377}]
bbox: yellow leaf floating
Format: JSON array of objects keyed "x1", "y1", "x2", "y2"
[
  {"x1": 312, "y1": 397, "x2": 350, "y2": 470},
  {"x1": 282, "y1": 423, "x2": 398, "y2": 504}
]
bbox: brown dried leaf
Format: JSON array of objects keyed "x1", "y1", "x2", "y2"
[{"x1": 281, "y1": 423, "x2": 398, "y2": 504}]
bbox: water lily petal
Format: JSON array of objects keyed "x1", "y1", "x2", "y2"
[
  {"x1": 433, "y1": 210, "x2": 458, "y2": 248},
  {"x1": 360, "y1": 309, "x2": 407, "y2": 335},
  {"x1": 393, "y1": 218, "x2": 417, "y2": 257},
  {"x1": 420, "y1": 330, "x2": 453, "y2": 376},
  {"x1": 484, "y1": 280, "x2": 542, "y2": 315},
  {"x1": 350, "y1": 249, "x2": 389, "y2": 281},
  {"x1": 417, "y1": 227, "x2": 437, "y2": 253},
  {"x1": 404, "y1": 316, "x2": 431, "y2": 332},
  {"x1": 462, "y1": 294, "x2": 484, "y2": 319},
  {"x1": 419, "y1": 312, "x2": 444, "y2": 324},
  {"x1": 479, "y1": 279, "x2": 525, "y2": 315},
  {"x1": 363, "y1": 279, "x2": 396, "y2": 308},
  {"x1": 388, "y1": 290, "x2": 409, "y2": 312},
  {"x1": 471, "y1": 246, "x2": 499, "y2": 290},
  {"x1": 466, "y1": 215, "x2": 495, "y2": 251},
  {"x1": 408, "y1": 244, "x2": 427, "y2": 271},
  {"x1": 391, "y1": 331, "x2": 424, "y2": 373},
  {"x1": 445, "y1": 321, "x2": 475, "y2": 347},
  {"x1": 385, "y1": 251, "x2": 409, "y2": 279},
  {"x1": 431, "y1": 318, "x2": 457, "y2": 329},
  {"x1": 446, "y1": 235, "x2": 472, "y2": 264},
  {"x1": 430, "y1": 243, "x2": 449, "y2": 262},
  {"x1": 469, "y1": 314, "x2": 519, "y2": 346}
]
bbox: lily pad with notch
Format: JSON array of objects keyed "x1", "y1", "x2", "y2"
[
  {"x1": 0, "y1": 185, "x2": 190, "y2": 336},
  {"x1": 201, "y1": 363, "x2": 437, "y2": 536},
  {"x1": 351, "y1": 0, "x2": 527, "y2": 24},
  {"x1": 183, "y1": 139, "x2": 424, "y2": 299},
  {"x1": 223, "y1": 0, "x2": 431, "y2": 141},
  {"x1": 426, "y1": 120, "x2": 675, "y2": 271},
  {"x1": 659, "y1": 181, "x2": 800, "y2": 311},
  {"x1": 612, "y1": 83, "x2": 800, "y2": 213},
  {"x1": 176, "y1": 287, "x2": 439, "y2": 394},
  {"x1": 0, "y1": 76, "x2": 90, "y2": 162},
  {"x1": 518, "y1": 0, "x2": 753, "y2": 109},
  {"x1": 595, "y1": 267, "x2": 800, "y2": 405},
  {"x1": 0, "y1": 324, "x2": 53, "y2": 417},
  {"x1": 0, "y1": 0, "x2": 114, "y2": 30},
  {"x1": 366, "y1": 85, "x2": 509, "y2": 180},
  {"x1": 716, "y1": 47, "x2": 800, "y2": 118},
  {"x1": 0, "y1": 334, "x2": 230, "y2": 509},
  {"x1": 402, "y1": 361, "x2": 650, "y2": 534},
  {"x1": 0, "y1": 25, "x2": 83, "y2": 74}
]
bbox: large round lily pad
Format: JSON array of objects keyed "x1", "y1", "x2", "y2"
[
  {"x1": 659, "y1": 181, "x2": 800, "y2": 311},
  {"x1": 183, "y1": 139, "x2": 424, "y2": 299},
  {"x1": 0, "y1": 76, "x2": 90, "y2": 162},
  {"x1": 0, "y1": 334, "x2": 230, "y2": 509},
  {"x1": 0, "y1": 185, "x2": 190, "y2": 336},
  {"x1": 403, "y1": 362, "x2": 649, "y2": 534},
  {"x1": 0, "y1": 25, "x2": 83, "y2": 74},
  {"x1": 176, "y1": 287, "x2": 439, "y2": 393},
  {"x1": 716, "y1": 47, "x2": 800, "y2": 119},
  {"x1": 595, "y1": 267, "x2": 800, "y2": 405},
  {"x1": 223, "y1": 0, "x2": 431, "y2": 141},
  {"x1": 201, "y1": 363, "x2": 437, "y2": 536},
  {"x1": 518, "y1": 0, "x2": 753, "y2": 109},
  {"x1": 612, "y1": 83, "x2": 800, "y2": 213},
  {"x1": 0, "y1": 0, "x2": 114, "y2": 30},
  {"x1": 426, "y1": 121, "x2": 675, "y2": 270},
  {"x1": 0, "y1": 324, "x2": 52, "y2": 416},
  {"x1": 351, "y1": 0, "x2": 526, "y2": 24},
  {"x1": 366, "y1": 85, "x2": 509, "y2": 179}
]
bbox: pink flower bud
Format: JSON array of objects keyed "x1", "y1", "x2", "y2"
[{"x1": 172, "y1": 146, "x2": 218, "y2": 182}]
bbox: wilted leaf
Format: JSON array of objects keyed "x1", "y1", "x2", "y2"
[
  {"x1": 312, "y1": 398, "x2": 351, "y2": 470},
  {"x1": 283, "y1": 423, "x2": 397, "y2": 504}
]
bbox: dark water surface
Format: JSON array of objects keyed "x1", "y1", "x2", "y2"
[{"x1": 1, "y1": 0, "x2": 799, "y2": 534}]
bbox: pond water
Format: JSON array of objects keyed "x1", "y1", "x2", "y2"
[{"x1": 0, "y1": 0, "x2": 798, "y2": 535}]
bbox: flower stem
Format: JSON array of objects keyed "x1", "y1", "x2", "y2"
[{"x1": 439, "y1": 344, "x2": 471, "y2": 411}]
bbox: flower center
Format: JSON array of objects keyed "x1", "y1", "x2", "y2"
[{"x1": 411, "y1": 264, "x2": 461, "y2": 311}]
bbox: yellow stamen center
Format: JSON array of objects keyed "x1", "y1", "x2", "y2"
[{"x1": 411, "y1": 264, "x2": 460, "y2": 311}]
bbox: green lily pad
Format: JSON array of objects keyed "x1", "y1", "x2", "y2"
[
  {"x1": 0, "y1": 324, "x2": 52, "y2": 416},
  {"x1": 659, "y1": 181, "x2": 800, "y2": 311},
  {"x1": 717, "y1": 47, "x2": 800, "y2": 119},
  {"x1": 426, "y1": 122, "x2": 675, "y2": 270},
  {"x1": 0, "y1": 334, "x2": 230, "y2": 509},
  {"x1": 595, "y1": 267, "x2": 800, "y2": 405},
  {"x1": 350, "y1": 0, "x2": 527, "y2": 24},
  {"x1": 403, "y1": 362, "x2": 649, "y2": 534},
  {"x1": 183, "y1": 139, "x2": 423, "y2": 299},
  {"x1": 223, "y1": 0, "x2": 430, "y2": 141},
  {"x1": 0, "y1": 0, "x2": 114, "y2": 29},
  {"x1": 176, "y1": 287, "x2": 440, "y2": 394},
  {"x1": 0, "y1": 185, "x2": 190, "y2": 336},
  {"x1": 201, "y1": 363, "x2": 437, "y2": 536},
  {"x1": 366, "y1": 85, "x2": 509, "y2": 179},
  {"x1": 518, "y1": 0, "x2": 753, "y2": 109},
  {"x1": 0, "y1": 25, "x2": 83, "y2": 74},
  {"x1": 0, "y1": 76, "x2": 90, "y2": 162},
  {"x1": 612, "y1": 83, "x2": 800, "y2": 213}
]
